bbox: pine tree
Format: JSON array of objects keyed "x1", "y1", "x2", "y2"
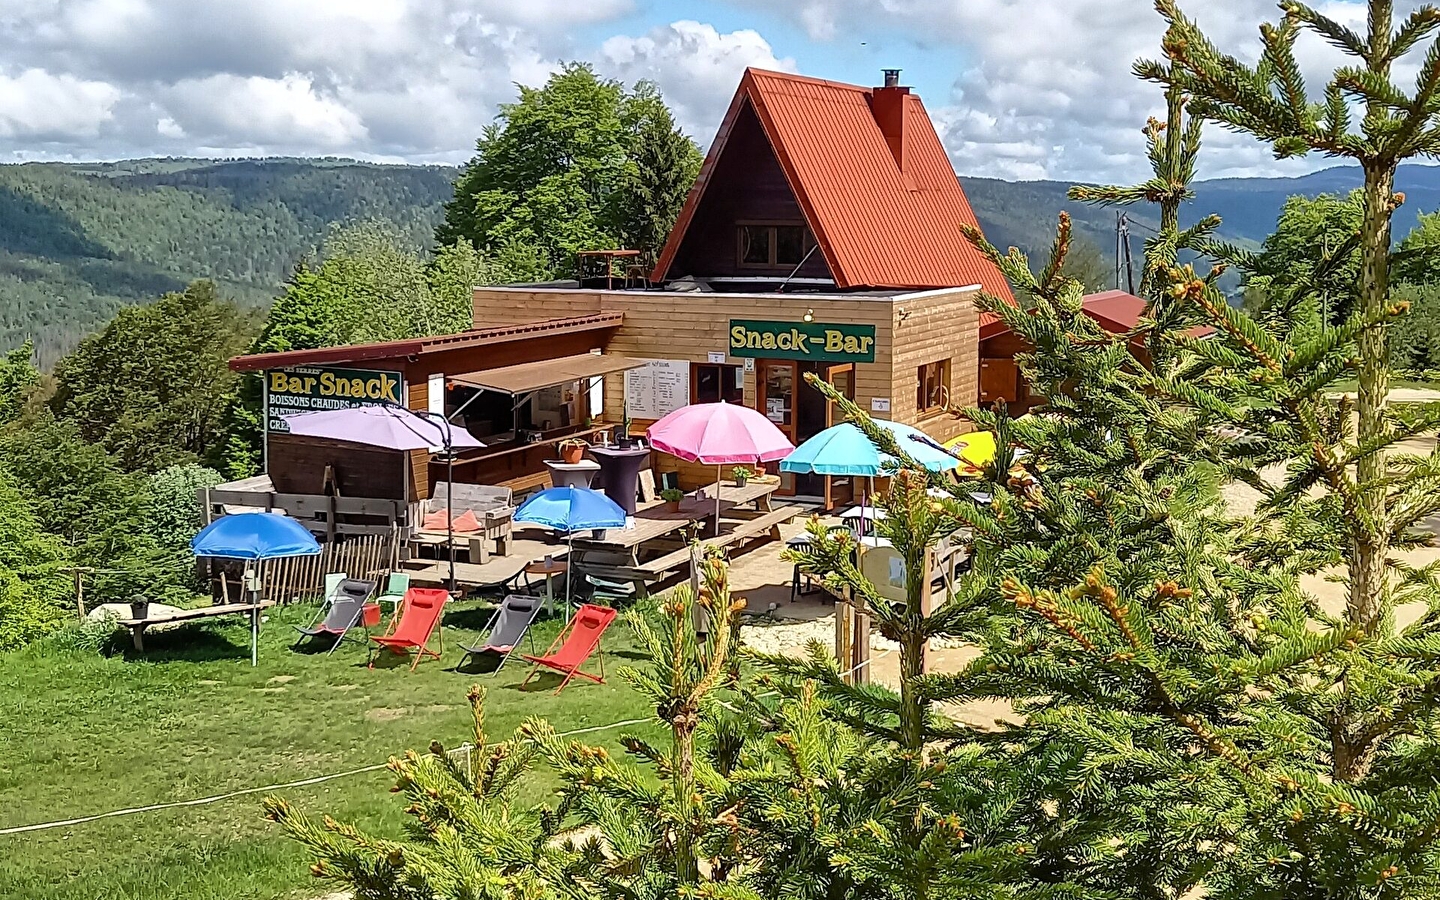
[{"x1": 938, "y1": 3, "x2": 1440, "y2": 894}]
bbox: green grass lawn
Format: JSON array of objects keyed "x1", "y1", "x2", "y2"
[{"x1": 0, "y1": 599, "x2": 659, "y2": 900}]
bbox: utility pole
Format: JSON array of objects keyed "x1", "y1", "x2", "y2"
[{"x1": 1116, "y1": 212, "x2": 1136, "y2": 294}]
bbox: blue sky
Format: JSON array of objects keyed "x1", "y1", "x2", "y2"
[{"x1": 0, "y1": 0, "x2": 1407, "y2": 182}]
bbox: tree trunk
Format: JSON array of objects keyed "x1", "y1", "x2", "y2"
[
  {"x1": 1348, "y1": 161, "x2": 1395, "y2": 638},
  {"x1": 673, "y1": 715, "x2": 700, "y2": 884}
]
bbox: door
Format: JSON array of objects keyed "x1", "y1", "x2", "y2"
[
  {"x1": 758, "y1": 360, "x2": 798, "y2": 494},
  {"x1": 821, "y1": 363, "x2": 856, "y2": 507}
]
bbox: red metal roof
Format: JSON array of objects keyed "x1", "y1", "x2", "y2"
[
  {"x1": 653, "y1": 68, "x2": 1013, "y2": 297},
  {"x1": 979, "y1": 291, "x2": 1152, "y2": 341},
  {"x1": 228, "y1": 313, "x2": 624, "y2": 372},
  {"x1": 1080, "y1": 290, "x2": 1147, "y2": 333}
]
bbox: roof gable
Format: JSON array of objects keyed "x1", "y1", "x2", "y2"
[{"x1": 652, "y1": 68, "x2": 1013, "y2": 298}]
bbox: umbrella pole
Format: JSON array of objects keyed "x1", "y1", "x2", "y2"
[
  {"x1": 715, "y1": 464, "x2": 722, "y2": 536},
  {"x1": 566, "y1": 534, "x2": 574, "y2": 624},
  {"x1": 252, "y1": 559, "x2": 261, "y2": 667},
  {"x1": 446, "y1": 436, "x2": 456, "y2": 594}
]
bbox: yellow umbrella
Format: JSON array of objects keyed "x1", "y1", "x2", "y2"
[{"x1": 945, "y1": 430, "x2": 996, "y2": 476}]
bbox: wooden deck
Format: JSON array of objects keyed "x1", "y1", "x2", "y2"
[{"x1": 404, "y1": 479, "x2": 798, "y2": 594}]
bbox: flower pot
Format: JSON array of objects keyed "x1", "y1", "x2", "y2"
[
  {"x1": 561, "y1": 445, "x2": 585, "y2": 464},
  {"x1": 734, "y1": 475, "x2": 748, "y2": 487},
  {"x1": 129, "y1": 600, "x2": 150, "y2": 620},
  {"x1": 665, "y1": 500, "x2": 682, "y2": 513}
]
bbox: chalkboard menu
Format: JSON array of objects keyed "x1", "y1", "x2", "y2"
[{"x1": 624, "y1": 359, "x2": 691, "y2": 420}]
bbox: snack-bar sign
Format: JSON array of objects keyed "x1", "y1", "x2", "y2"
[
  {"x1": 265, "y1": 366, "x2": 405, "y2": 433},
  {"x1": 728, "y1": 319, "x2": 877, "y2": 363}
]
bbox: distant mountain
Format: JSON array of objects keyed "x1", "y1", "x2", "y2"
[
  {"x1": 964, "y1": 163, "x2": 1440, "y2": 267},
  {"x1": 5, "y1": 156, "x2": 1438, "y2": 364},
  {"x1": 0, "y1": 158, "x2": 456, "y2": 364}
]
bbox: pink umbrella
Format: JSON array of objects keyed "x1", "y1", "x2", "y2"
[{"x1": 647, "y1": 402, "x2": 794, "y2": 531}]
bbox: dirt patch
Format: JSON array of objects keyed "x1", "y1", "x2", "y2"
[
  {"x1": 421, "y1": 704, "x2": 455, "y2": 714},
  {"x1": 330, "y1": 683, "x2": 360, "y2": 692},
  {"x1": 254, "y1": 687, "x2": 287, "y2": 694},
  {"x1": 197, "y1": 679, "x2": 223, "y2": 686},
  {"x1": 366, "y1": 707, "x2": 408, "y2": 722},
  {"x1": 267, "y1": 675, "x2": 296, "y2": 685}
]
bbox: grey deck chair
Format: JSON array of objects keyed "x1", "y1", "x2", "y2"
[
  {"x1": 459, "y1": 594, "x2": 542, "y2": 673},
  {"x1": 293, "y1": 578, "x2": 376, "y2": 653}
]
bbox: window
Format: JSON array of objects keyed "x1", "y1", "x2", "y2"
[
  {"x1": 917, "y1": 359, "x2": 950, "y2": 415},
  {"x1": 692, "y1": 363, "x2": 744, "y2": 404},
  {"x1": 737, "y1": 223, "x2": 812, "y2": 268}
]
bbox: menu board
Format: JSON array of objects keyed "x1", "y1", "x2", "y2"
[{"x1": 625, "y1": 358, "x2": 691, "y2": 419}]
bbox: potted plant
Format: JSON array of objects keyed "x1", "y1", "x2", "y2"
[
  {"x1": 128, "y1": 593, "x2": 150, "y2": 621},
  {"x1": 660, "y1": 488, "x2": 685, "y2": 512},
  {"x1": 558, "y1": 437, "x2": 588, "y2": 464},
  {"x1": 731, "y1": 465, "x2": 753, "y2": 487}
]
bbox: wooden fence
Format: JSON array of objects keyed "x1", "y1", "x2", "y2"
[{"x1": 215, "y1": 531, "x2": 401, "y2": 604}]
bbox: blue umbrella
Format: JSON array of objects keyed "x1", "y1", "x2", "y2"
[
  {"x1": 780, "y1": 421, "x2": 960, "y2": 476},
  {"x1": 514, "y1": 487, "x2": 627, "y2": 615},
  {"x1": 514, "y1": 486, "x2": 627, "y2": 532},
  {"x1": 191, "y1": 513, "x2": 321, "y2": 666},
  {"x1": 191, "y1": 512, "x2": 322, "y2": 560}
]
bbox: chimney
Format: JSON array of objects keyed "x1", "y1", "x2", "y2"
[{"x1": 871, "y1": 68, "x2": 910, "y2": 172}]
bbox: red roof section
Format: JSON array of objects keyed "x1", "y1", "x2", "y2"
[
  {"x1": 653, "y1": 68, "x2": 1013, "y2": 297},
  {"x1": 979, "y1": 291, "x2": 1152, "y2": 341},
  {"x1": 228, "y1": 314, "x2": 623, "y2": 371}
]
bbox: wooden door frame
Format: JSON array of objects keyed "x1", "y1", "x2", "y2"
[
  {"x1": 821, "y1": 363, "x2": 856, "y2": 508},
  {"x1": 757, "y1": 359, "x2": 800, "y2": 495}
]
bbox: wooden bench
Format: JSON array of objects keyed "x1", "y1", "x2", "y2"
[
  {"x1": 115, "y1": 602, "x2": 274, "y2": 652},
  {"x1": 579, "y1": 504, "x2": 803, "y2": 593}
]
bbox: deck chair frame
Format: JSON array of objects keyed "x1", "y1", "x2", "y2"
[
  {"x1": 368, "y1": 588, "x2": 448, "y2": 672},
  {"x1": 293, "y1": 578, "x2": 374, "y2": 654},
  {"x1": 458, "y1": 595, "x2": 541, "y2": 674},
  {"x1": 520, "y1": 604, "x2": 616, "y2": 694}
]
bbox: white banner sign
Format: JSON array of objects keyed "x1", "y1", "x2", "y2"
[{"x1": 625, "y1": 358, "x2": 691, "y2": 420}]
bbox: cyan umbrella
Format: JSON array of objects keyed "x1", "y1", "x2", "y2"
[
  {"x1": 780, "y1": 421, "x2": 961, "y2": 476},
  {"x1": 514, "y1": 487, "x2": 627, "y2": 615},
  {"x1": 781, "y1": 422, "x2": 960, "y2": 523},
  {"x1": 191, "y1": 513, "x2": 321, "y2": 666}
]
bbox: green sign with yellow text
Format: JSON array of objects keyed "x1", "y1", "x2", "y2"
[{"x1": 728, "y1": 319, "x2": 876, "y2": 363}]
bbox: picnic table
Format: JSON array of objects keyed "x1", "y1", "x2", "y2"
[
  {"x1": 115, "y1": 601, "x2": 274, "y2": 652},
  {"x1": 571, "y1": 480, "x2": 801, "y2": 592}
]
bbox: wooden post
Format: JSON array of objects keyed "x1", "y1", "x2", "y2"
[
  {"x1": 74, "y1": 568, "x2": 86, "y2": 617},
  {"x1": 919, "y1": 548, "x2": 933, "y2": 674},
  {"x1": 851, "y1": 594, "x2": 871, "y2": 684},
  {"x1": 835, "y1": 597, "x2": 854, "y2": 683}
]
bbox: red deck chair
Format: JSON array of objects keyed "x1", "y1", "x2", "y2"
[
  {"x1": 369, "y1": 587, "x2": 450, "y2": 671},
  {"x1": 520, "y1": 604, "x2": 618, "y2": 694}
]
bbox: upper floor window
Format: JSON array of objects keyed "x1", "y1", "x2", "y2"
[
  {"x1": 917, "y1": 359, "x2": 951, "y2": 415},
  {"x1": 738, "y1": 222, "x2": 812, "y2": 269}
]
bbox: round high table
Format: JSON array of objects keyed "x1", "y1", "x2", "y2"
[
  {"x1": 588, "y1": 445, "x2": 651, "y2": 516},
  {"x1": 525, "y1": 559, "x2": 569, "y2": 617},
  {"x1": 544, "y1": 458, "x2": 601, "y2": 489}
]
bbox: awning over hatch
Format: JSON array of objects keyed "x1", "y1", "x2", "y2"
[{"x1": 450, "y1": 353, "x2": 647, "y2": 395}]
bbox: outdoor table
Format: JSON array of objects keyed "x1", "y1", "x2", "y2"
[
  {"x1": 544, "y1": 459, "x2": 600, "y2": 489},
  {"x1": 588, "y1": 445, "x2": 651, "y2": 515},
  {"x1": 525, "y1": 559, "x2": 569, "y2": 615},
  {"x1": 115, "y1": 601, "x2": 273, "y2": 653}
]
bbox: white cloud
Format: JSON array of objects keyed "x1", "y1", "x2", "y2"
[
  {"x1": 164, "y1": 74, "x2": 368, "y2": 150},
  {"x1": 757, "y1": 0, "x2": 1427, "y2": 181},
  {"x1": 0, "y1": 68, "x2": 120, "y2": 140},
  {"x1": 599, "y1": 21, "x2": 797, "y2": 142}
]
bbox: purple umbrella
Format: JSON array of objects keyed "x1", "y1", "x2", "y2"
[
  {"x1": 283, "y1": 404, "x2": 483, "y2": 451},
  {"x1": 283, "y1": 404, "x2": 484, "y2": 590}
]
